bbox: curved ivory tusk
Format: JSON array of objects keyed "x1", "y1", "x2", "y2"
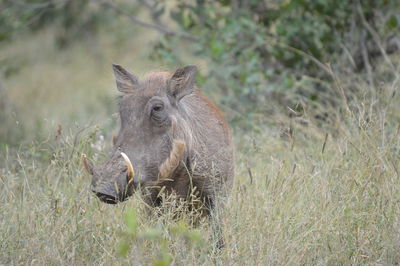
[
  {"x1": 121, "y1": 152, "x2": 135, "y2": 183},
  {"x1": 159, "y1": 140, "x2": 186, "y2": 180},
  {"x1": 81, "y1": 154, "x2": 93, "y2": 175}
]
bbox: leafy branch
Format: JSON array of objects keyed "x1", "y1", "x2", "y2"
[{"x1": 91, "y1": 0, "x2": 199, "y2": 42}]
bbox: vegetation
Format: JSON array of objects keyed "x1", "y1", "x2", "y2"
[
  {"x1": 153, "y1": 0, "x2": 400, "y2": 124},
  {"x1": 1, "y1": 0, "x2": 399, "y2": 264}
]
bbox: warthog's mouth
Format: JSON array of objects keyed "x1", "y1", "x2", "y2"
[
  {"x1": 96, "y1": 193, "x2": 132, "y2": 204},
  {"x1": 92, "y1": 188, "x2": 132, "y2": 204},
  {"x1": 95, "y1": 192, "x2": 118, "y2": 204}
]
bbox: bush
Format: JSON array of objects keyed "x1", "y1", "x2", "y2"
[{"x1": 151, "y1": 0, "x2": 400, "y2": 124}]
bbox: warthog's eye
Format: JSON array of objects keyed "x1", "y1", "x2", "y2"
[
  {"x1": 152, "y1": 104, "x2": 164, "y2": 112},
  {"x1": 150, "y1": 102, "x2": 166, "y2": 123}
]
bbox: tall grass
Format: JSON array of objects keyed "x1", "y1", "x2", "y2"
[{"x1": 1, "y1": 27, "x2": 400, "y2": 265}]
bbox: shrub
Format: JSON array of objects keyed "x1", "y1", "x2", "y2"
[{"x1": 151, "y1": 0, "x2": 400, "y2": 124}]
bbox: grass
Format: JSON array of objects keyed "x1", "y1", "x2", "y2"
[{"x1": 1, "y1": 23, "x2": 400, "y2": 265}]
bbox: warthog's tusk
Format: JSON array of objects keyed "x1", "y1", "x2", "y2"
[
  {"x1": 121, "y1": 152, "x2": 135, "y2": 183},
  {"x1": 81, "y1": 154, "x2": 93, "y2": 175}
]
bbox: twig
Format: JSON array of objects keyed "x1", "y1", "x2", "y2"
[
  {"x1": 11, "y1": 0, "x2": 71, "y2": 27},
  {"x1": 273, "y1": 41, "x2": 331, "y2": 74},
  {"x1": 138, "y1": 0, "x2": 162, "y2": 25},
  {"x1": 246, "y1": 166, "x2": 253, "y2": 184},
  {"x1": 12, "y1": 0, "x2": 68, "y2": 9},
  {"x1": 91, "y1": 0, "x2": 199, "y2": 42},
  {"x1": 339, "y1": 42, "x2": 356, "y2": 69},
  {"x1": 321, "y1": 133, "x2": 328, "y2": 154},
  {"x1": 291, "y1": 163, "x2": 297, "y2": 175},
  {"x1": 69, "y1": 125, "x2": 91, "y2": 160}
]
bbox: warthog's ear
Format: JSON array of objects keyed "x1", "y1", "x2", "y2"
[
  {"x1": 168, "y1": 65, "x2": 198, "y2": 100},
  {"x1": 112, "y1": 64, "x2": 139, "y2": 93}
]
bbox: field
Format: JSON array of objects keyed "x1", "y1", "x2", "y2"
[{"x1": 1, "y1": 15, "x2": 400, "y2": 265}]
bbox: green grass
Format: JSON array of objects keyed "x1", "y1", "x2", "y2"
[{"x1": 1, "y1": 26, "x2": 400, "y2": 265}]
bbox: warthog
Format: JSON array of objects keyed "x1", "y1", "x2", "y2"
[{"x1": 82, "y1": 64, "x2": 234, "y2": 215}]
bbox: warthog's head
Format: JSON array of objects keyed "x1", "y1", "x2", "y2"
[{"x1": 82, "y1": 64, "x2": 197, "y2": 204}]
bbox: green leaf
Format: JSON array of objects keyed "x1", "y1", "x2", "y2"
[
  {"x1": 141, "y1": 227, "x2": 164, "y2": 240},
  {"x1": 386, "y1": 15, "x2": 398, "y2": 30},
  {"x1": 154, "y1": 5, "x2": 165, "y2": 18},
  {"x1": 124, "y1": 209, "x2": 137, "y2": 235},
  {"x1": 183, "y1": 11, "x2": 193, "y2": 28},
  {"x1": 153, "y1": 241, "x2": 173, "y2": 266},
  {"x1": 196, "y1": 72, "x2": 206, "y2": 86},
  {"x1": 117, "y1": 240, "x2": 130, "y2": 257},
  {"x1": 185, "y1": 230, "x2": 205, "y2": 245},
  {"x1": 152, "y1": 252, "x2": 173, "y2": 266},
  {"x1": 209, "y1": 39, "x2": 224, "y2": 57},
  {"x1": 170, "y1": 10, "x2": 183, "y2": 26},
  {"x1": 170, "y1": 220, "x2": 188, "y2": 234}
]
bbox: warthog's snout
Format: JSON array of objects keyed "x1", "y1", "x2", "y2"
[
  {"x1": 90, "y1": 178, "x2": 132, "y2": 204},
  {"x1": 82, "y1": 152, "x2": 135, "y2": 204}
]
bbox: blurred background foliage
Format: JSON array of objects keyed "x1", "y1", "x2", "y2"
[
  {"x1": 0, "y1": 0, "x2": 399, "y2": 144},
  {"x1": 1, "y1": 1, "x2": 400, "y2": 264},
  {"x1": 153, "y1": 0, "x2": 400, "y2": 125}
]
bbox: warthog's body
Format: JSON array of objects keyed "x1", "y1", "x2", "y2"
[{"x1": 83, "y1": 65, "x2": 234, "y2": 213}]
